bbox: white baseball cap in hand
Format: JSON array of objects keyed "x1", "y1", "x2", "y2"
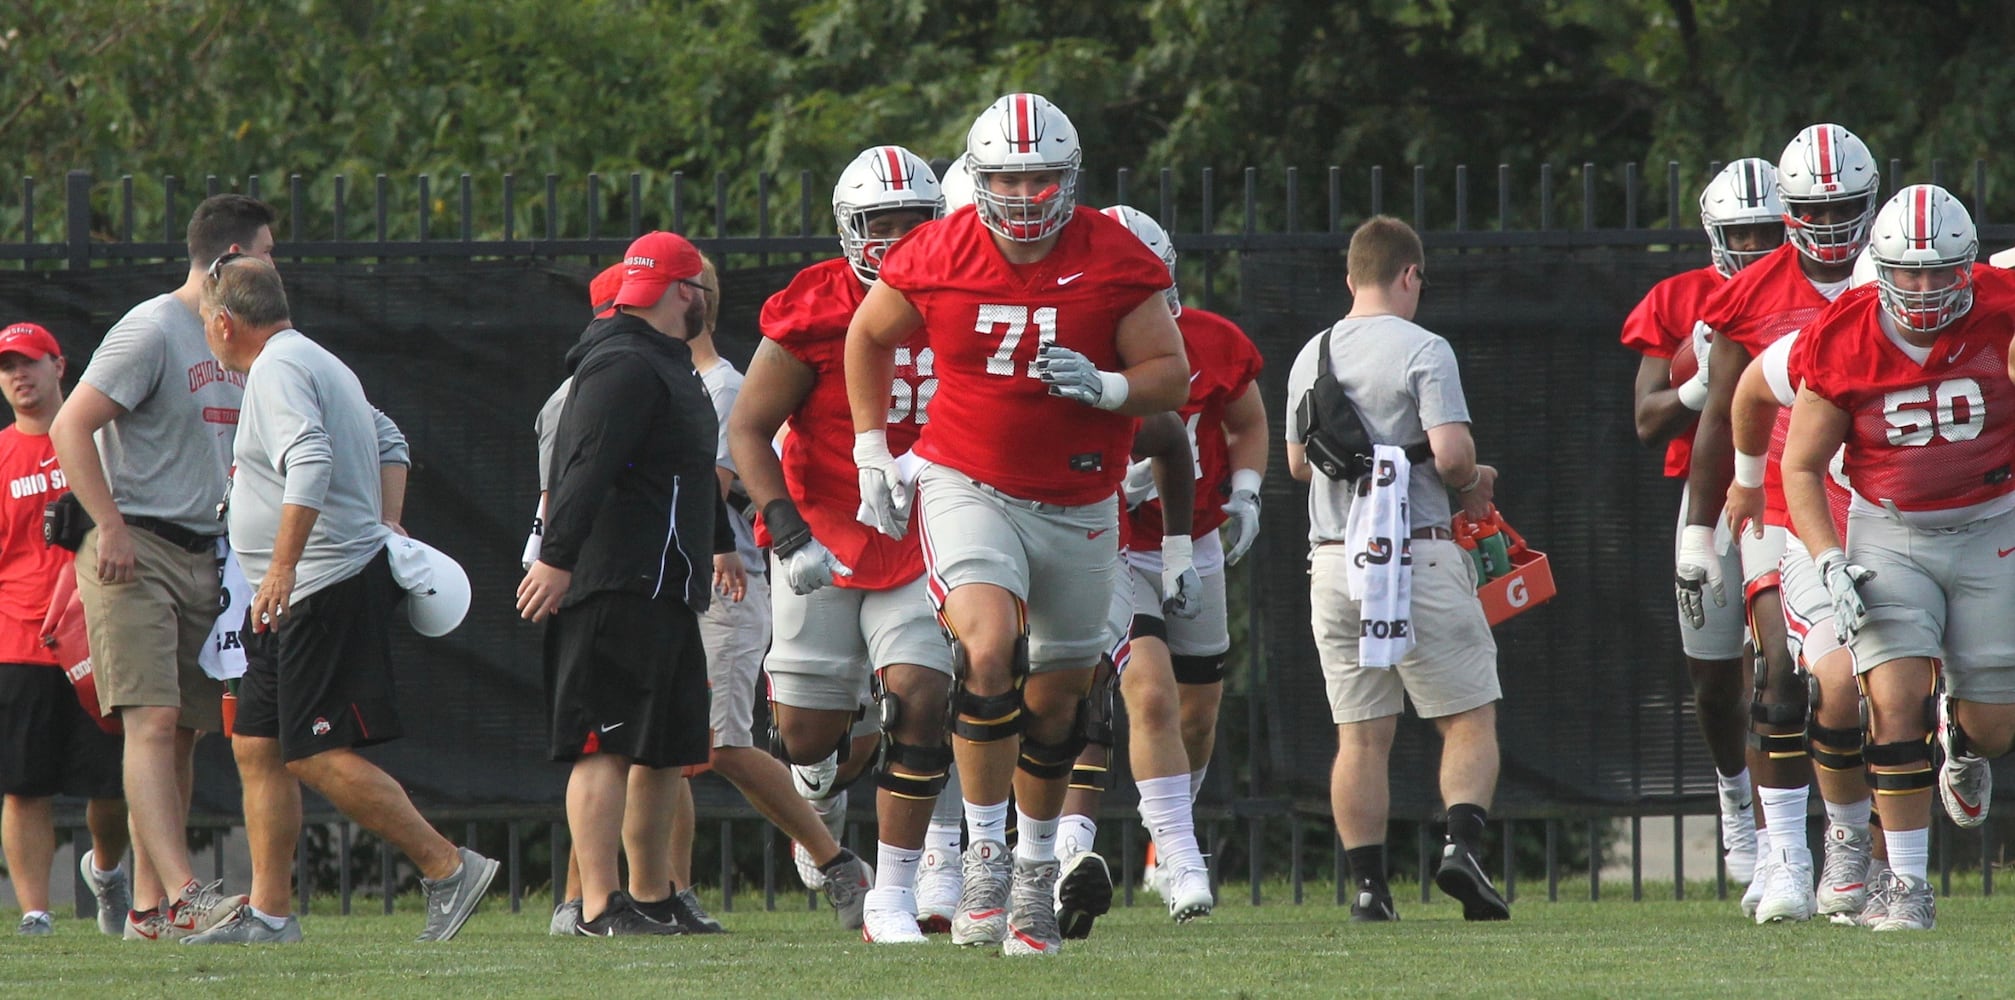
[{"x1": 384, "y1": 536, "x2": 471, "y2": 637}]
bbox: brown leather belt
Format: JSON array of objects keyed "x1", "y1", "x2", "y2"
[{"x1": 1318, "y1": 526, "x2": 1452, "y2": 546}]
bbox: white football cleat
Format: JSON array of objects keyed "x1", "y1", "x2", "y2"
[
  {"x1": 861, "y1": 886, "x2": 928, "y2": 944},
  {"x1": 1165, "y1": 864, "x2": 1215, "y2": 923},
  {"x1": 1753, "y1": 849, "x2": 1816, "y2": 924},
  {"x1": 914, "y1": 846, "x2": 961, "y2": 933}
]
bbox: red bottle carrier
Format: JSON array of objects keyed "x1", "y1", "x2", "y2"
[{"x1": 1452, "y1": 506, "x2": 1556, "y2": 626}]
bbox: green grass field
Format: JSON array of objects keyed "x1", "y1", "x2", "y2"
[{"x1": 8, "y1": 881, "x2": 2013, "y2": 998}]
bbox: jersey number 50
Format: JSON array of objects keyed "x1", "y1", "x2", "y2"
[{"x1": 1883, "y1": 377, "x2": 1985, "y2": 446}]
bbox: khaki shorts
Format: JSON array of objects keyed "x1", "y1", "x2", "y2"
[
  {"x1": 75, "y1": 525, "x2": 224, "y2": 731},
  {"x1": 1847, "y1": 507, "x2": 2015, "y2": 702},
  {"x1": 916, "y1": 465, "x2": 1118, "y2": 672},
  {"x1": 698, "y1": 572, "x2": 772, "y2": 748},
  {"x1": 1310, "y1": 540, "x2": 1500, "y2": 723},
  {"x1": 765, "y1": 568, "x2": 950, "y2": 713},
  {"x1": 1125, "y1": 561, "x2": 1231, "y2": 658},
  {"x1": 1675, "y1": 485, "x2": 1746, "y2": 661}
]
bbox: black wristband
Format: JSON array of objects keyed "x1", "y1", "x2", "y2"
[{"x1": 762, "y1": 498, "x2": 814, "y2": 558}]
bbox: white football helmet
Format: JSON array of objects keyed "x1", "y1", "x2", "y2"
[
  {"x1": 1776, "y1": 123, "x2": 1880, "y2": 265},
  {"x1": 1699, "y1": 158, "x2": 1784, "y2": 277},
  {"x1": 1100, "y1": 205, "x2": 1179, "y2": 315},
  {"x1": 966, "y1": 93, "x2": 1081, "y2": 243},
  {"x1": 1867, "y1": 183, "x2": 1977, "y2": 333},
  {"x1": 941, "y1": 153, "x2": 977, "y2": 214},
  {"x1": 833, "y1": 145, "x2": 943, "y2": 285}
]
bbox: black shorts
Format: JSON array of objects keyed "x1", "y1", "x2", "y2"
[
  {"x1": 234, "y1": 552, "x2": 404, "y2": 763},
  {"x1": 0, "y1": 663, "x2": 124, "y2": 798},
  {"x1": 545, "y1": 590, "x2": 709, "y2": 769}
]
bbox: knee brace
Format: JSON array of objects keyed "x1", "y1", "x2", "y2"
[
  {"x1": 1746, "y1": 645, "x2": 1808, "y2": 760},
  {"x1": 767, "y1": 709, "x2": 858, "y2": 768},
  {"x1": 1804, "y1": 673, "x2": 1865, "y2": 771},
  {"x1": 1172, "y1": 653, "x2": 1228, "y2": 685},
  {"x1": 1863, "y1": 737, "x2": 1935, "y2": 794},
  {"x1": 1068, "y1": 658, "x2": 1118, "y2": 791},
  {"x1": 1019, "y1": 728, "x2": 1090, "y2": 780},
  {"x1": 872, "y1": 680, "x2": 954, "y2": 800},
  {"x1": 949, "y1": 633, "x2": 1028, "y2": 743}
]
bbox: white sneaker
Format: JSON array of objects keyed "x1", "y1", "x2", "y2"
[
  {"x1": 79, "y1": 850, "x2": 130, "y2": 937},
  {"x1": 1754, "y1": 849, "x2": 1817, "y2": 924},
  {"x1": 1854, "y1": 861, "x2": 1894, "y2": 928},
  {"x1": 914, "y1": 846, "x2": 961, "y2": 934},
  {"x1": 792, "y1": 787, "x2": 850, "y2": 891},
  {"x1": 861, "y1": 886, "x2": 927, "y2": 944},
  {"x1": 1717, "y1": 784, "x2": 1758, "y2": 883},
  {"x1": 1165, "y1": 864, "x2": 1214, "y2": 923},
  {"x1": 1816, "y1": 823, "x2": 1874, "y2": 919},
  {"x1": 1936, "y1": 695, "x2": 1992, "y2": 829},
  {"x1": 1870, "y1": 871, "x2": 1935, "y2": 931},
  {"x1": 1740, "y1": 848, "x2": 1776, "y2": 919}
]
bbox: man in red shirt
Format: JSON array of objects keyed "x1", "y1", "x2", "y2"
[
  {"x1": 1785, "y1": 183, "x2": 2015, "y2": 931},
  {"x1": 1619, "y1": 159, "x2": 1783, "y2": 882},
  {"x1": 844, "y1": 93, "x2": 1190, "y2": 956},
  {"x1": 1681, "y1": 123, "x2": 1877, "y2": 921},
  {"x1": 0, "y1": 322, "x2": 130, "y2": 936}
]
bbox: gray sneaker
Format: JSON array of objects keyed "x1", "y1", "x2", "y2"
[
  {"x1": 818, "y1": 849, "x2": 874, "y2": 930},
  {"x1": 1937, "y1": 695, "x2": 1992, "y2": 828},
  {"x1": 1852, "y1": 860, "x2": 1894, "y2": 927},
  {"x1": 1870, "y1": 871, "x2": 1935, "y2": 931},
  {"x1": 951, "y1": 839, "x2": 1012, "y2": 946},
  {"x1": 79, "y1": 850, "x2": 130, "y2": 937},
  {"x1": 18, "y1": 912, "x2": 53, "y2": 936},
  {"x1": 416, "y1": 847, "x2": 500, "y2": 942},
  {"x1": 182, "y1": 905, "x2": 303, "y2": 944},
  {"x1": 1002, "y1": 856, "x2": 1063, "y2": 956},
  {"x1": 549, "y1": 897, "x2": 583, "y2": 936},
  {"x1": 1816, "y1": 823, "x2": 1873, "y2": 919}
]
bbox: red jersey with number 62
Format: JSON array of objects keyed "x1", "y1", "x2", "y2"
[
  {"x1": 0, "y1": 426, "x2": 69, "y2": 666},
  {"x1": 756, "y1": 257, "x2": 929, "y2": 590},
  {"x1": 1792, "y1": 268, "x2": 2015, "y2": 514},
  {"x1": 1127, "y1": 307, "x2": 1263, "y2": 548},
  {"x1": 877, "y1": 205, "x2": 1173, "y2": 505},
  {"x1": 1619, "y1": 265, "x2": 1724, "y2": 477}
]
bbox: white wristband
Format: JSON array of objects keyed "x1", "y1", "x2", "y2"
[
  {"x1": 1230, "y1": 468, "x2": 1263, "y2": 496},
  {"x1": 1676, "y1": 374, "x2": 1711, "y2": 411},
  {"x1": 1733, "y1": 450, "x2": 1765, "y2": 489},
  {"x1": 1094, "y1": 370, "x2": 1130, "y2": 411}
]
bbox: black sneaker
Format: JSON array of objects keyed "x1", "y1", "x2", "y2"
[
  {"x1": 631, "y1": 892, "x2": 688, "y2": 932},
  {"x1": 1349, "y1": 881, "x2": 1399, "y2": 922},
  {"x1": 667, "y1": 887, "x2": 725, "y2": 934},
  {"x1": 1054, "y1": 850, "x2": 1113, "y2": 940},
  {"x1": 572, "y1": 892, "x2": 682, "y2": 936},
  {"x1": 1432, "y1": 840, "x2": 1511, "y2": 921}
]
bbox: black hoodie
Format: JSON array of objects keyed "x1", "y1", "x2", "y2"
[{"x1": 540, "y1": 312, "x2": 725, "y2": 613}]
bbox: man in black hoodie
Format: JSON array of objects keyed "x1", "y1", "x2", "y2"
[{"x1": 517, "y1": 231, "x2": 725, "y2": 936}]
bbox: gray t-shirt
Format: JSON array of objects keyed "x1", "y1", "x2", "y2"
[
  {"x1": 534, "y1": 378, "x2": 570, "y2": 492},
  {"x1": 228, "y1": 330, "x2": 408, "y2": 602},
  {"x1": 1285, "y1": 314, "x2": 1471, "y2": 545},
  {"x1": 700, "y1": 359, "x2": 765, "y2": 575},
  {"x1": 80, "y1": 293, "x2": 241, "y2": 533}
]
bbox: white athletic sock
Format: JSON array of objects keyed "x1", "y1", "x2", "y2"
[
  {"x1": 248, "y1": 905, "x2": 290, "y2": 930},
  {"x1": 1189, "y1": 765, "x2": 1209, "y2": 803},
  {"x1": 1758, "y1": 786, "x2": 1811, "y2": 860},
  {"x1": 1716, "y1": 768, "x2": 1752, "y2": 805},
  {"x1": 875, "y1": 841, "x2": 924, "y2": 891},
  {"x1": 1057, "y1": 813, "x2": 1098, "y2": 859},
  {"x1": 1137, "y1": 774, "x2": 1205, "y2": 874},
  {"x1": 965, "y1": 799, "x2": 1008, "y2": 847},
  {"x1": 1823, "y1": 797, "x2": 1872, "y2": 830},
  {"x1": 91, "y1": 860, "x2": 124, "y2": 882},
  {"x1": 1015, "y1": 808, "x2": 1059, "y2": 863},
  {"x1": 1886, "y1": 826, "x2": 1929, "y2": 880},
  {"x1": 925, "y1": 818, "x2": 962, "y2": 855}
]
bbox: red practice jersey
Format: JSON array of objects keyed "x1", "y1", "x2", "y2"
[
  {"x1": 1699, "y1": 243, "x2": 1847, "y2": 525},
  {"x1": 0, "y1": 426, "x2": 69, "y2": 666},
  {"x1": 1619, "y1": 265, "x2": 1724, "y2": 477},
  {"x1": 878, "y1": 205, "x2": 1172, "y2": 506},
  {"x1": 1127, "y1": 307, "x2": 1263, "y2": 547},
  {"x1": 756, "y1": 257, "x2": 929, "y2": 591},
  {"x1": 1793, "y1": 269, "x2": 2015, "y2": 516}
]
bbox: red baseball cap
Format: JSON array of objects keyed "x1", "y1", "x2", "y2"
[
  {"x1": 613, "y1": 231, "x2": 704, "y2": 309},
  {"x1": 0, "y1": 322, "x2": 60, "y2": 361},
  {"x1": 589, "y1": 263, "x2": 625, "y2": 316}
]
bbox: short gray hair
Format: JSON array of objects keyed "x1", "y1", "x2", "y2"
[{"x1": 202, "y1": 255, "x2": 290, "y2": 328}]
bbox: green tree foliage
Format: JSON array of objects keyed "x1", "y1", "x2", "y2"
[{"x1": 3, "y1": 0, "x2": 2012, "y2": 241}]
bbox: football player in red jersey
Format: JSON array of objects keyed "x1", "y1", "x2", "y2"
[
  {"x1": 1052, "y1": 206, "x2": 1266, "y2": 935},
  {"x1": 1681, "y1": 123, "x2": 1878, "y2": 920},
  {"x1": 844, "y1": 93, "x2": 1190, "y2": 956},
  {"x1": 1785, "y1": 184, "x2": 2015, "y2": 931},
  {"x1": 1620, "y1": 158, "x2": 1783, "y2": 882},
  {"x1": 720, "y1": 147, "x2": 944, "y2": 942}
]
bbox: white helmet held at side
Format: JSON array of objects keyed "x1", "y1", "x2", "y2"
[
  {"x1": 941, "y1": 153, "x2": 977, "y2": 214},
  {"x1": 1867, "y1": 183, "x2": 1977, "y2": 334},
  {"x1": 966, "y1": 92, "x2": 1082, "y2": 243},
  {"x1": 833, "y1": 145, "x2": 943, "y2": 285},
  {"x1": 384, "y1": 535, "x2": 472, "y2": 638},
  {"x1": 1100, "y1": 205, "x2": 1180, "y2": 315},
  {"x1": 1776, "y1": 123, "x2": 1880, "y2": 265},
  {"x1": 1699, "y1": 158, "x2": 1784, "y2": 277}
]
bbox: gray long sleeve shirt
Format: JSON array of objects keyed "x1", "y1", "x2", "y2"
[{"x1": 227, "y1": 329, "x2": 410, "y2": 601}]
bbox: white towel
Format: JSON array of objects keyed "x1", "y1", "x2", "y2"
[
  {"x1": 201, "y1": 539, "x2": 251, "y2": 681},
  {"x1": 1341, "y1": 445, "x2": 1415, "y2": 669}
]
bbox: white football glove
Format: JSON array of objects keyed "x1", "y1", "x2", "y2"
[
  {"x1": 1221, "y1": 469, "x2": 1262, "y2": 565},
  {"x1": 1678, "y1": 322, "x2": 1713, "y2": 411},
  {"x1": 1674, "y1": 524, "x2": 1725, "y2": 629},
  {"x1": 1814, "y1": 546, "x2": 1875, "y2": 644},
  {"x1": 1121, "y1": 459, "x2": 1159, "y2": 509},
  {"x1": 853, "y1": 430, "x2": 912, "y2": 539},
  {"x1": 1161, "y1": 534, "x2": 1204, "y2": 620},
  {"x1": 1034, "y1": 344, "x2": 1130, "y2": 411},
  {"x1": 763, "y1": 498, "x2": 853, "y2": 595}
]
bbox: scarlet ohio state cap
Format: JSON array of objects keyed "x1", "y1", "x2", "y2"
[
  {"x1": 0, "y1": 322, "x2": 60, "y2": 360},
  {"x1": 612, "y1": 231, "x2": 704, "y2": 308},
  {"x1": 588, "y1": 263, "x2": 625, "y2": 315}
]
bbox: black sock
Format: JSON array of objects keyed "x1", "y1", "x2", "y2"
[
  {"x1": 1345, "y1": 845, "x2": 1388, "y2": 888},
  {"x1": 819, "y1": 847, "x2": 857, "y2": 875},
  {"x1": 1446, "y1": 803, "x2": 1489, "y2": 848},
  {"x1": 633, "y1": 893, "x2": 679, "y2": 924}
]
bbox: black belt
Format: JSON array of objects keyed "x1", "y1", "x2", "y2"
[
  {"x1": 126, "y1": 516, "x2": 221, "y2": 553},
  {"x1": 1318, "y1": 526, "x2": 1452, "y2": 546}
]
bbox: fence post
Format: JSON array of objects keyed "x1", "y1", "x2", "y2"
[{"x1": 65, "y1": 171, "x2": 91, "y2": 270}]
